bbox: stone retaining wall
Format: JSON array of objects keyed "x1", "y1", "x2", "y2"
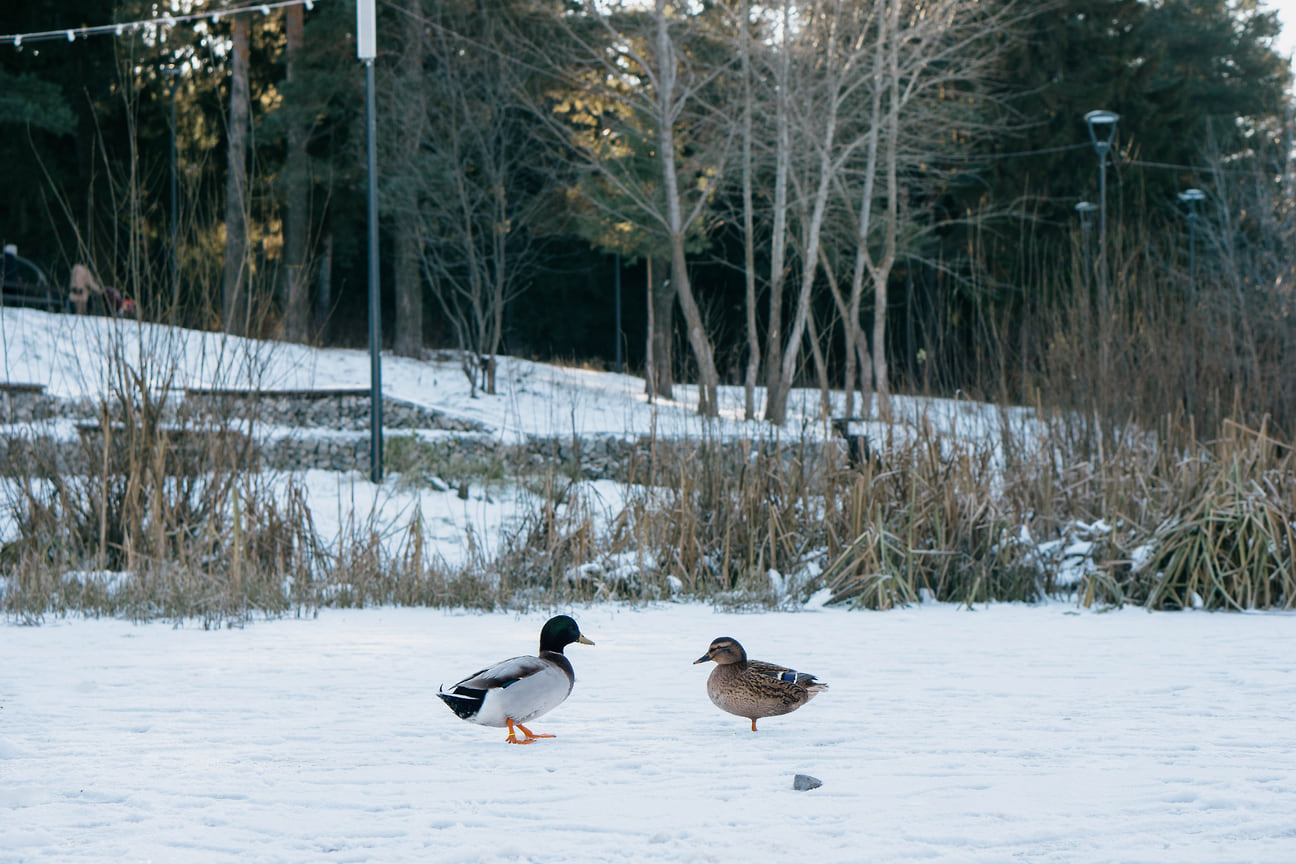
[{"x1": 0, "y1": 389, "x2": 840, "y2": 480}]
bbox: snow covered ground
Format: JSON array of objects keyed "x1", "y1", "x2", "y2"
[
  {"x1": 0, "y1": 307, "x2": 1029, "y2": 444},
  {"x1": 4, "y1": 604, "x2": 1296, "y2": 863}
]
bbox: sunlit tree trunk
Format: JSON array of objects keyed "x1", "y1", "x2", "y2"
[
  {"x1": 222, "y1": 16, "x2": 250, "y2": 336},
  {"x1": 283, "y1": 3, "x2": 311, "y2": 343}
]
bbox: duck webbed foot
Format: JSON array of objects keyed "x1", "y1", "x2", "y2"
[{"x1": 506, "y1": 718, "x2": 556, "y2": 744}]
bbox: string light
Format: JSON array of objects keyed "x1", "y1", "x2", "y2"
[{"x1": 1, "y1": 0, "x2": 322, "y2": 49}]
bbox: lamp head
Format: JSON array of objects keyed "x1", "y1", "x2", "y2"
[
  {"x1": 1085, "y1": 109, "x2": 1120, "y2": 153},
  {"x1": 1075, "y1": 200, "x2": 1097, "y2": 229},
  {"x1": 1178, "y1": 188, "x2": 1205, "y2": 204}
]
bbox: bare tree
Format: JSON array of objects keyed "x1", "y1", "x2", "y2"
[
  {"x1": 408, "y1": 0, "x2": 558, "y2": 396},
  {"x1": 547, "y1": 0, "x2": 732, "y2": 417},
  {"x1": 762, "y1": 1, "x2": 883, "y2": 425},
  {"x1": 718, "y1": 1, "x2": 1021, "y2": 424},
  {"x1": 842, "y1": 0, "x2": 1026, "y2": 419}
]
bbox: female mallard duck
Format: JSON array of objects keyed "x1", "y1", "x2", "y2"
[
  {"x1": 694, "y1": 636, "x2": 827, "y2": 731},
  {"x1": 438, "y1": 615, "x2": 594, "y2": 744}
]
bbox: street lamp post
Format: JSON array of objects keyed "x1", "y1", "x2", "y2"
[
  {"x1": 1084, "y1": 109, "x2": 1119, "y2": 378},
  {"x1": 358, "y1": 0, "x2": 382, "y2": 483},
  {"x1": 1075, "y1": 200, "x2": 1097, "y2": 280},
  {"x1": 1178, "y1": 188, "x2": 1205, "y2": 281}
]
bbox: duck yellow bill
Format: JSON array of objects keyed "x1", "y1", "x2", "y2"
[{"x1": 579, "y1": 635, "x2": 595, "y2": 645}]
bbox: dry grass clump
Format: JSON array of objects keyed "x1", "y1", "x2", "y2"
[
  {"x1": 1079, "y1": 421, "x2": 1296, "y2": 611},
  {"x1": 0, "y1": 327, "x2": 327, "y2": 626},
  {"x1": 818, "y1": 423, "x2": 1041, "y2": 609}
]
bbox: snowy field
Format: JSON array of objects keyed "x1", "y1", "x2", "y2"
[{"x1": 4, "y1": 603, "x2": 1296, "y2": 863}]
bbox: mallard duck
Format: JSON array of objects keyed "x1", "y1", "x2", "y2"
[
  {"x1": 438, "y1": 615, "x2": 594, "y2": 744},
  {"x1": 694, "y1": 636, "x2": 827, "y2": 731}
]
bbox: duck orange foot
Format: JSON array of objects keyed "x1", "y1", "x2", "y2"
[{"x1": 506, "y1": 718, "x2": 556, "y2": 745}]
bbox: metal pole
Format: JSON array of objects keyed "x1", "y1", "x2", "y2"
[
  {"x1": 1188, "y1": 213, "x2": 1196, "y2": 279},
  {"x1": 365, "y1": 58, "x2": 383, "y2": 483},
  {"x1": 613, "y1": 253, "x2": 622, "y2": 374},
  {"x1": 1096, "y1": 148, "x2": 1110, "y2": 384},
  {"x1": 1098, "y1": 149, "x2": 1107, "y2": 314}
]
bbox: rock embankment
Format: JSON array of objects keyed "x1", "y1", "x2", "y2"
[{"x1": 0, "y1": 386, "x2": 707, "y2": 480}]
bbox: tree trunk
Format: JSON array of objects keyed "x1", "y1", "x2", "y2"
[
  {"x1": 806, "y1": 304, "x2": 831, "y2": 421},
  {"x1": 821, "y1": 248, "x2": 862, "y2": 418},
  {"x1": 283, "y1": 3, "x2": 310, "y2": 344},
  {"x1": 315, "y1": 230, "x2": 332, "y2": 339},
  {"x1": 222, "y1": 16, "x2": 251, "y2": 336},
  {"x1": 392, "y1": 0, "x2": 426, "y2": 357},
  {"x1": 653, "y1": 0, "x2": 720, "y2": 417},
  {"x1": 872, "y1": 0, "x2": 900, "y2": 419},
  {"x1": 393, "y1": 223, "x2": 423, "y2": 357},
  {"x1": 767, "y1": 49, "x2": 838, "y2": 426},
  {"x1": 645, "y1": 256, "x2": 674, "y2": 400},
  {"x1": 762, "y1": 1, "x2": 792, "y2": 403},
  {"x1": 848, "y1": 0, "x2": 890, "y2": 419},
  {"x1": 739, "y1": 0, "x2": 759, "y2": 422}
]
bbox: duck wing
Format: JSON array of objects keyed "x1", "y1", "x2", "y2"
[
  {"x1": 452, "y1": 655, "x2": 552, "y2": 691},
  {"x1": 747, "y1": 660, "x2": 827, "y2": 691},
  {"x1": 439, "y1": 654, "x2": 576, "y2": 726}
]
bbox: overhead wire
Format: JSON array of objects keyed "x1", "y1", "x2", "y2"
[{"x1": 0, "y1": 0, "x2": 320, "y2": 49}]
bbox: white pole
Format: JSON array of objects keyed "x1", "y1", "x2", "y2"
[{"x1": 357, "y1": 0, "x2": 381, "y2": 481}]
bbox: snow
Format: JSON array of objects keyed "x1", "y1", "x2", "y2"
[
  {"x1": 4, "y1": 604, "x2": 1296, "y2": 862},
  {"x1": 4, "y1": 308, "x2": 1296, "y2": 861},
  {"x1": 0, "y1": 307, "x2": 1029, "y2": 444}
]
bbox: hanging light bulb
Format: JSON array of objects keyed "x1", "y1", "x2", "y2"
[
  {"x1": 305, "y1": 0, "x2": 314, "y2": 9},
  {"x1": 67, "y1": 29, "x2": 77, "y2": 41}
]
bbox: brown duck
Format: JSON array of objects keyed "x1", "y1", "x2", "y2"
[{"x1": 694, "y1": 637, "x2": 828, "y2": 731}]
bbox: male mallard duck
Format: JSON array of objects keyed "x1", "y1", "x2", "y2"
[
  {"x1": 438, "y1": 615, "x2": 594, "y2": 744},
  {"x1": 694, "y1": 636, "x2": 827, "y2": 731}
]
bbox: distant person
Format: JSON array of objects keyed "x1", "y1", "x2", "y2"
[
  {"x1": 69, "y1": 263, "x2": 135, "y2": 318},
  {"x1": 69, "y1": 263, "x2": 99, "y2": 314}
]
